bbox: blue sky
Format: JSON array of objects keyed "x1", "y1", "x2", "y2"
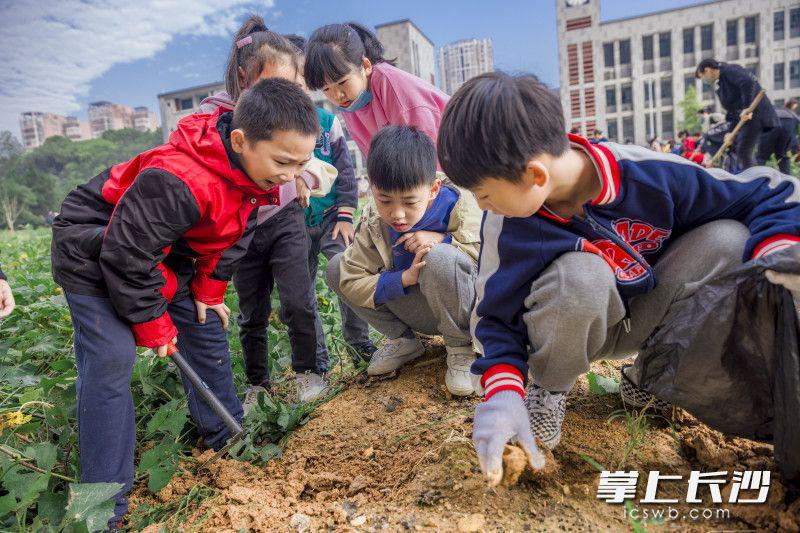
[{"x1": 0, "y1": 0, "x2": 702, "y2": 138}]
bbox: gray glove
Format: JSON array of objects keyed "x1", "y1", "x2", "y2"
[{"x1": 472, "y1": 390, "x2": 546, "y2": 486}]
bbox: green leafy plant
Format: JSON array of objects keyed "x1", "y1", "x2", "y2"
[
  {"x1": 0, "y1": 227, "x2": 374, "y2": 530},
  {"x1": 586, "y1": 371, "x2": 620, "y2": 396}
]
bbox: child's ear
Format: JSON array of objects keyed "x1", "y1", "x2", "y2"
[
  {"x1": 238, "y1": 66, "x2": 248, "y2": 88},
  {"x1": 429, "y1": 177, "x2": 442, "y2": 199},
  {"x1": 522, "y1": 159, "x2": 549, "y2": 189},
  {"x1": 230, "y1": 128, "x2": 246, "y2": 154},
  {"x1": 362, "y1": 57, "x2": 373, "y2": 76}
]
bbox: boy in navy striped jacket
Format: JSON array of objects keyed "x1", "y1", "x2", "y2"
[{"x1": 437, "y1": 72, "x2": 800, "y2": 485}]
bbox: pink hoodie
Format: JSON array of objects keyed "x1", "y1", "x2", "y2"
[{"x1": 342, "y1": 62, "x2": 449, "y2": 161}]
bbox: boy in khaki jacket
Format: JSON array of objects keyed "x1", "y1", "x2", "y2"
[{"x1": 326, "y1": 125, "x2": 482, "y2": 396}]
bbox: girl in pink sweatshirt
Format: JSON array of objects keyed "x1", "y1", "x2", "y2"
[{"x1": 303, "y1": 22, "x2": 449, "y2": 160}]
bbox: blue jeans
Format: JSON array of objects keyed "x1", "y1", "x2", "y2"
[{"x1": 65, "y1": 293, "x2": 242, "y2": 521}]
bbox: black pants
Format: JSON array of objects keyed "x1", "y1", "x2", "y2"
[
  {"x1": 734, "y1": 116, "x2": 762, "y2": 170},
  {"x1": 233, "y1": 202, "x2": 318, "y2": 386},
  {"x1": 756, "y1": 126, "x2": 791, "y2": 174}
]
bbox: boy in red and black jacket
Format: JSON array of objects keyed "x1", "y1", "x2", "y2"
[{"x1": 51, "y1": 78, "x2": 319, "y2": 526}]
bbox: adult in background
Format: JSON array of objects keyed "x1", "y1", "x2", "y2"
[
  {"x1": 0, "y1": 263, "x2": 14, "y2": 318},
  {"x1": 756, "y1": 99, "x2": 799, "y2": 174},
  {"x1": 696, "y1": 59, "x2": 778, "y2": 170}
]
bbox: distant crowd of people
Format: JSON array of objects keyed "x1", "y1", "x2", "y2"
[{"x1": 579, "y1": 60, "x2": 800, "y2": 175}]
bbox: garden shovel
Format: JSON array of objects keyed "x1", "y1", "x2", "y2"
[{"x1": 167, "y1": 342, "x2": 244, "y2": 463}]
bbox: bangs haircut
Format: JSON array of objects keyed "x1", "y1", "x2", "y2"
[
  {"x1": 304, "y1": 22, "x2": 393, "y2": 90},
  {"x1": 367, "y1": 126, "x2": 437, "y2": 193},
  {"x1": 232, "y1": 78, "x2": 320, "y2": 143},
  {"x1": 437, "y1": 72, "x2": 569, "y2": 189},
  {"x1": 304, "y1": 40, "x2": 356, "y2": 90}
]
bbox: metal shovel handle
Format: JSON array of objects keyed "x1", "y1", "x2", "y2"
[{"x1": 167, "y1": 343, "x2": 243, "y2": 436}]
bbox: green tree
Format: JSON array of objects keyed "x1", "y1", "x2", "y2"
[{"x1": 679, "y1": 86, "x2": 703, "y2": 133}]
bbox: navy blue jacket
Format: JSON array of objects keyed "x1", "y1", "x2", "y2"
[
  {"x1": 473, "y1": 134, "x2": 800, "y2": 381},
  {"x1": 717, "y1": 63, "x2": 778, "y2": 130}
]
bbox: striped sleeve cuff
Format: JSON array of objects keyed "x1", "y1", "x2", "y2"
[
  {"x1": 752, "y1": 234, "x2": 800, "y2": 259},
  {"x1": 337, "y1": 206, "x2": 355, "y2": 223},
  {"x1": 481, "y1": 363, "x2": 525, "y2": 400}
]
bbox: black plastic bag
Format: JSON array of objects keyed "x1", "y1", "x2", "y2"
[{"x1": 634, "y1": 245, "x2": 800, "y2": 483}]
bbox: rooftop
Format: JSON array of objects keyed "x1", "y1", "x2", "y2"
[
  {"x1": 600, "y1": 0, "x2": 724, "y2": 26},
  {"x1": 374, "y1": 18, "x2": 434, "y2": 46},
  {"x1": 157, "y1": 80, "x2": 224, "y2": 98}
]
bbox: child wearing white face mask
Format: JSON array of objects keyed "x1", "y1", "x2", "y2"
[{"x1": 303, "y1": 22, "x2": 449, "y2": 165}]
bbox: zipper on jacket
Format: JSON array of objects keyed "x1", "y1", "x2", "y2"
[
  {"x1": 581, "y1": 210, "x2": 655, "y2": 281},
  {"x1": 575, "y1": 209, "x2": 653, "y2": 334}
]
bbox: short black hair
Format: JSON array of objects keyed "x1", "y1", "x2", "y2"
[
  {"x1": 367, "y1": 125, "x2": 436, "y2": 192},
  {"x1": 695, "y1": 58, "x2": 721, "y2": 78},
  {"x1": 232, "y1": 78, "x2": 320, "y2": 142},
  {"x1": 438, "y1": 72, "x2": 568, "y2": 189}
]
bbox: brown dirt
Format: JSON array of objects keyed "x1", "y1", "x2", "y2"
[{"x1": 131, "y1": 343, "x2": 798, "y2": 532}]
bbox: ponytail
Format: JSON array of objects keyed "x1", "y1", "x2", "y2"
[
  {"x1": 304, "y1": 22, "x2": 396, "y2": 91},
  {"x1": 345, "y1": 22, "x2": 392, "y2": 65},
  {"x1": 225, "y1": 14, "x2": 300, "y2": 101}
]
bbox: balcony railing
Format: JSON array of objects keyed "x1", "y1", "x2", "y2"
[
  {"x1": 604, "y1": 68, "x2": 616, "y2": 81},
  {"x1": 744, "y1": 45, "x2": 759, "y2": 58},
  {"x1": 606, "y1": 104, "x2": 618, "y2": 114},
  {"x1": 643, "y1": 60, "x2": 655, "y2": 74},
  {"x1": 619, "y1": 64, "x2": 632, "y2": 77},
  {"x1": 726, "y1": 46, "x2": 740, "y2": 61},
  {"x1": 659, "y1": 57, "x2": 672, "y2": 72},
  {"x1": 683, "y1": 53, "x2": 696, "y2": 68}
]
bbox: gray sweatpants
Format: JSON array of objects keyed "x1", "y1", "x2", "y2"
[
  {"x1": 327, "y1": 243, "x2": 477, "y2": 347},
  {"x1": 524, "y1": 219, "x2": 750, "y2": 392}
]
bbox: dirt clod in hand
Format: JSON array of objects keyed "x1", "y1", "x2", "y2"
[{"x1": 501, "y1": 445, "x2": 528, "y2": 486}]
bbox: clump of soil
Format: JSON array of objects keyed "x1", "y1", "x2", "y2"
[{"x1": 131, "y1": 345, "x2": 796, "y2": 531}]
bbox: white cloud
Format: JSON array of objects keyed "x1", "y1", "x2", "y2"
[{"x1": 0, "y1": 0, "x2": 275, "y2": 136}]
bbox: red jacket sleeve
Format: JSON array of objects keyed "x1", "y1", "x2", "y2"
[{"x1": 99, "y1": 169, "x2": 200, "y2": 348}]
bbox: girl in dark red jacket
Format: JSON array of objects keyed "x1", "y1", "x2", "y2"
[{"x1": 51, "y1": 78, "x2": 319, "y2": 527}]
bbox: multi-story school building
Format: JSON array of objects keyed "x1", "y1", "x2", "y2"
[
  {"x1": 376, "y1": 19, "x2": 437, "y2": 87},
  {"x1": 556, "y1": 0, "x2": 800, "y2": 144}
]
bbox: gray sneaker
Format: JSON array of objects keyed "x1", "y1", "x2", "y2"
[
  {"x1": 524, "y1": 382, "x2": 567, "y2": 449},
  {"x1": 619, "y1": 364, "x2": 673, "y2": 415},
  {"x1": 366, "y1": 336, "x2": 425, "y2": 376},
  {"x1": 242, "y1": 385, "x2": 269, "y2": 416},
  {"x1": 296, "y1": 372, "x2": 329, "y2": 403}
]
